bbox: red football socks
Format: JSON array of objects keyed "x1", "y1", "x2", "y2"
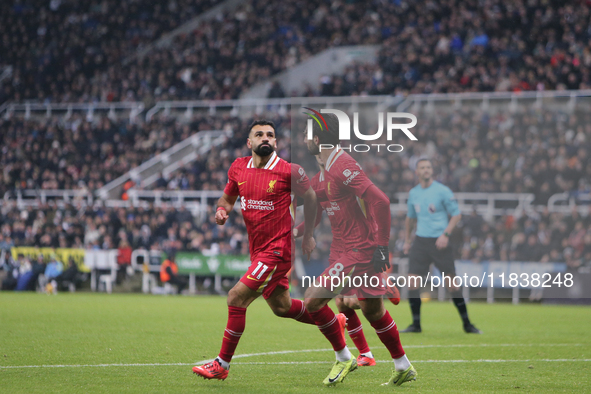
[
  {"x1": 370, "y1": 311, "x2": 405, "y2": 359},
  {"x1": 282, "y1": 299, "x2": 315, "y2": 324},
  {"x1": 343, "y1": 309, "x2": 370, "y2": 354},
  {"x1": 309, "y1": 305, "x2": 347, "y2": 351},
  {"x1": 218, "y1": 306, "x2": 246, "y2": 363}
]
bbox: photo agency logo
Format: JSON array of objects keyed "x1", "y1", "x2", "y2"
[{"x1": 303, "y1": 108, "x2": 417, "y2": 153}]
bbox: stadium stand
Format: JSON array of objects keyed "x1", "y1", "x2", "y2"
[
  {"x1": 2, "y1": 192, "x2": 589, "y2": 290},
  {"x1": 305, "y1": 1, "x2": 591, "y2": 96},
  {"x1": 0, "y1": 0, "x2": 221, "y2": 104},
  {"x1": 0, "y1": 112, "x2": 246, "y2": 197},
  {"x1": 2, "y1": 100, "x2": 590, "y2": 272},
  {"x1": 7, "y1": 0, "x2": 591, "y2": 105}
]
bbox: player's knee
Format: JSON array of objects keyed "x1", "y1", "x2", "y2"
[
  {"x1": 344, "y1": 297, "x2": 360, "y2": 310},
  {"x1": 227, "y1": 288, "x2": 244, "y2": 307}
]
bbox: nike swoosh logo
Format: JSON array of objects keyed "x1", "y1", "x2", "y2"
[
  {"x1": 246, "y1": 275, "x2": 256, "y2": 280},
  {"x1": 379, "y1": 250, "x2": 385, "y2": 259},
  {"x1": 238, "y1": 181, "x2": 247, "y2": 185},
  {"x1": 328, "y1": 367, "x2": 345, "y2": 383}
]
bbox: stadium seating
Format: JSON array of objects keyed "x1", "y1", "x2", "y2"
[
  {"x1": 0, "y1": 0, "x2": 220, "y2": 103},
  {"x1": 306, "y1": 1, "x2": 591, "y2": 96},
  {"x1": 1, "y1": 98, "x2": 590, "y2": 271},
  {"x1": 3, "y1": 0, "x2": 591, "y2": 104}
]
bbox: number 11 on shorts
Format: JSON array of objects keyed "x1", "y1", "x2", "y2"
[{"x1": 251, "y1": 261, "x2": 269, "y2": 280}]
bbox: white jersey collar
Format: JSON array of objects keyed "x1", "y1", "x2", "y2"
[
  {"x1": 325, "y1": 149, "x2": 344, "y2": 172},
  {"x1": 247, "y1": 151, "x2": 280, "y2": 170}
]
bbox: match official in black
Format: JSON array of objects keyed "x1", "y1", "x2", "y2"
[{"x1": 401, "y1": 158, "x2": 481, "y2": 334}]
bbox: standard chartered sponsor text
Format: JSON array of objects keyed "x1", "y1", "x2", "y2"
[{"x1": 246, "y1": 199, "x2": 274, "y2": 210}]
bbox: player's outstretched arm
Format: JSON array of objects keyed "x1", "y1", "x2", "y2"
[
  {"x1": 362, "y1": 184, "x2": 392, "y2": 272},
  {"x1": 215, "y1": 193, "x2": 238, "y2": 226},
  {"x1": 301, "y1": 187, "x2": 317, "y2": 259}
]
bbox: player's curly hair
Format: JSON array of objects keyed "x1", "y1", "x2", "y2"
[{"x1": 310, "y1": 112, "x2": 340, "y2": 145}]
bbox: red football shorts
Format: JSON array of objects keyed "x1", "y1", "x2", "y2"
[
  {"x1": 321, "y1": 248, "x2": 386, "y2": 298},
  {"x1": 240, "y1": 253, "x2": 290, "y2": 300}
]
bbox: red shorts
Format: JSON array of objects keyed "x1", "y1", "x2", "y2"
[
  {"x1": 240, "y1": 254, "x2": 290, "y2": 300},
  {"x1": 321, "y1": 248, "x2": 385, "y2": 298}
]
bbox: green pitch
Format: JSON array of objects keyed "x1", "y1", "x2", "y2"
[{"x1": 1, "y1": 293, "x2": 589, "y2": 393}]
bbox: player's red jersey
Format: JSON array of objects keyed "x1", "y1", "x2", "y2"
[
  {"x1": 224, "y1": 152, "x2": 310, "y2": 260},
  {"x1": 321, "y1": 149, "x2": 377, "y2": 253},
  {"x1": 309, "y1": 171, "x2": 345, "y2": 260}
]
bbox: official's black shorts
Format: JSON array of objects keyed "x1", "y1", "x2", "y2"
[{"x1": 408, "y1": 236, "x2": 456, "y2": 278}]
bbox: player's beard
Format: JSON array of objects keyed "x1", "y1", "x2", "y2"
[
  {"x1": 306, "y1": 141, "x2": 320, "y2": 155},
  {"x1": 254, "y1": 143, "x2": 274, "y2": 157}
]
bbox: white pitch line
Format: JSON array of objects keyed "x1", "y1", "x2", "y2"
[
  {"x1": 405, "y1": 343, "x2": 582, "y2": 349},
  {"x1": 0, "y1": 343, "x2": 586, "y2": 370},
  {"x1": 0, "y1": 363, "x2": 196, "y2": 369},
  {"x1": 232, "y1": 359, "x2": 591, "y2": 365},
  {"x1": 197, "y1": 343, "x2": 584, "y2": 364},
  {"x1": 2, "y1": 359, "x2": 590, "y2": 370}
]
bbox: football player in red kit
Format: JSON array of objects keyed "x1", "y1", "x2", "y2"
[
  {"x1": 193, "y1": 120, "x2": 319, "y2": 380},
  {"x1": 293, "y1": 155, "x2": 400, "y2": 367},
  {"x1": 302, "y1": 112, "x2": 417, "y2": 387}
]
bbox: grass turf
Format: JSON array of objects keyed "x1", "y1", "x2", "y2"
[{"x1": 0, "y1": 292, "x2": 589, "y2": 393}]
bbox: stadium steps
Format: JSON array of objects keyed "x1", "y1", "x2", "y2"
[
  {"x1": 240, "y1": 45, "x2": 380, "y2": 99},
  {"x1": 97, "y1": 129, "x2": 228, "y2": 200}
]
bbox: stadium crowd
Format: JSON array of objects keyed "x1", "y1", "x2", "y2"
[
  {"x1": 0, "y1": 0, "x2": 220, "y2": 104},
  {"x1": 0, "y1": 200, "x2": 247, "y2": 254},
  {"x1": 306, "y1": 0, "x2": 591, "y2": 96},
  {"x1": 0, "y1": 195, "x2": 589, "y2": 290},
  {"x1": 2, "y1": 103, "x2": 589, "y2": 207},
  {"x1": 2, "y1": 103, "x2": 591, "y2": 288},
  {"x1": 305, "y1": 205, "x2": 591, "y2": 277},
  {"x1": 3, "y1": 0, "x2": 591, "y2": 105},
  {"x1": 1, "y1": 107, "x2": 590, "y2": 272},
  {"x1": 0, "y1": 112, "x2": 251, "y2": 196}
]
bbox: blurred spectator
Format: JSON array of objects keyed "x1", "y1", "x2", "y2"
[
  {"x1": 29, "y1": 254, "x2": 47, "y2": 291},
  {"x1": 15, "y1": 254, "x2": 34, "y2": 291},
  {"x1": 464, "y1": 208, "x2": 485, "y2": 238},
  {"x1": 267, "y1": 81, "x2": 286, "y2": 98},
  {"x1": 41, "y1": 255, "x2": 63, "y2": 292},
  {"x1": 117, "y1": 239, "x2": 133, "y2": 284},
  {"x1": 0, "y1": 234, "x2": 14, "y2": 253},
  {"x1": 52, "y1": 257, "x2": 80, "y2": 291},
  {"x1": 1, "y1": 254, "x2": 20, "y2": 290},
  {"x1": 160, "y1": 253, "x2": 187, "y2": 293}
]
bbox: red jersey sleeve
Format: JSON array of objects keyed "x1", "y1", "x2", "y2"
[
  {"x1": 290, "y1": 164, "x2": 311, "y2": 197},
  {"x1": 223, "y1": 160, "x2": 240, "y2": 196}
]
